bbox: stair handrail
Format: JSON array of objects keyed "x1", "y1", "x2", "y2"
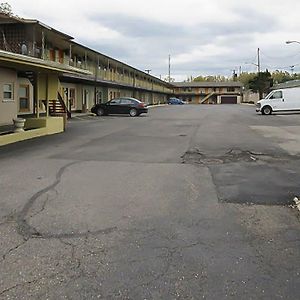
[
  {"x1": 200, "y1": 92, "x2": 215, "y2": 104},
  {"x1": 58, "y1": 92, "x2": 71, "y2": 118}
]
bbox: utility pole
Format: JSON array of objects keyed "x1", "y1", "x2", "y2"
[
  {"x1": 168, "y1": 54, "x2": 171, "y2": 83},
  {"x1": 257, "y1": 48, "x2": 261, "y2": 73},
  {"x1": 232, "y1": 69, "x2": 237, "y2": 81}
]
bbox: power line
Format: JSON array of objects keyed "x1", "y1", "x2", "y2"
[
  {"x1": 261, "y1": 62, "x2": 300, "y2": 70},
  {"x1": 260, "y1": 50, "x2": 300, "y2": 60}
]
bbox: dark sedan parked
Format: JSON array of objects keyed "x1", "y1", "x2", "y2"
[{"x1": 91, "y1": 97, "x2": 148, "y2": 117}]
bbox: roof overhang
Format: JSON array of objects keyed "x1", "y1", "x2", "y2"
[
  {"x1": 172, "y1": 81, "x2": 243, "y2": 88},
  {"x1": 0, "y1": 13, "x2": 73, "y2": 40},
  {"x1": 60, "y1": 73, "x2": 172, "y2": 94},
  {"x1": 0, "y1": 50, "x2": 92, "y2": 75}
]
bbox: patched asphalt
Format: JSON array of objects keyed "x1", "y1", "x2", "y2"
[
  {"x1": 0, "y1": 105, "x2": 299, "y2": 299},
  {"x1": 182, "y1": 147, "x2": 300, "y2": 205}
]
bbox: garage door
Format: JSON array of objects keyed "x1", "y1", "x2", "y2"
[{"x1": 221, "y1": 96, "x2": 237, "y2": 104}]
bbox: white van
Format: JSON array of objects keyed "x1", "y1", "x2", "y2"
[{"x1": 256, "y1": 87, "x2": 300, "y2": 115}]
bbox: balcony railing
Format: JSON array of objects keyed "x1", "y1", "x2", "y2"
[{"x1": 0, "y1": 43, "x2": 171, "y2": 93}]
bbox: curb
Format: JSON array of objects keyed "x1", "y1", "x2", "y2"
[
  {"x1": 71, "y1": 113, "x2": 94, "y2": 118},
  {"x1": 147, "y1": 104, "x2": 167, "y2": 108},
  {"x1": 241, "y1": 103, "x2": 255, "y2": 106}
]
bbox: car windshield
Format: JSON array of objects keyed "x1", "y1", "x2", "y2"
[{"x1": 265, "y1": 92, "x2": 274, "y2": 99}]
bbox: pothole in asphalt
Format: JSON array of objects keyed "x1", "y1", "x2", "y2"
[
  {"x1": 181, "y1": 148, "x2": 300, "y2": 206},
  {"x1": 181, "y1": 148, "x2": 266, "y2": 165}
]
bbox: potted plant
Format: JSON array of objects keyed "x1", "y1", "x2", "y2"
[{"x1": 13, "y1": 118, "x2": 26, "y2": 132}]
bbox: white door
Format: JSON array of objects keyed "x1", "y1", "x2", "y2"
[
  {"x1": 268, "y1": 90, "x2": 286, "y2": 111},
  {"x1": 83, "y1": 90, "x2": 89, "y2": 110}
]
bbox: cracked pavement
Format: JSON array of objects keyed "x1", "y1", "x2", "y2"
[{"x1": 0, "y1": 105, "x2": 299, "y2": 299}]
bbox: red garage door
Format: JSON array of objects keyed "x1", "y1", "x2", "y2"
[{"x1": 221, "y1": 96, "x2": 237, "y2": 104}]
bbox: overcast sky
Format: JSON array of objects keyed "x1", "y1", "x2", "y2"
[{"x1": 8, "y1": 0, "x2": 300, "y2": 81}]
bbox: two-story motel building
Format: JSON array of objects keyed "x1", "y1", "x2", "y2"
[
  {"x1": 173, "y1": 81, "x2": 243, "y2": 104},
  {"x1": 0, "y1": 12, "x2": 173, "y2": 127},
  {"x1": 0, "y1": 12, "x2": 243, "y2": 145}
]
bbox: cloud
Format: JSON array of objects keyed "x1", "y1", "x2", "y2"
[
  {"x1": 89, "y1": 14, "x2": 185, "y2": 38},
  {"x1": 8, "y1": 0, "x2": 300, "y2": 77}
]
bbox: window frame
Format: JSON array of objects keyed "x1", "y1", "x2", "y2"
[
  {"x1": 109, "y1": 99, "x2": 121, "y2": 105},
  {"x1": 121, "y1": 99, "x2": 134, "y2": 105},
  {"x1": 3, "y1": 83, "x2": 14, "y2": 102},
  {"x1": 270, "y1": 91, "x2": 283, "y2": 99}
]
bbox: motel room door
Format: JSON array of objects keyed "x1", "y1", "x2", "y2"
[{"x1": 83, "y1": 89, "x2": 89, "y2": 112}]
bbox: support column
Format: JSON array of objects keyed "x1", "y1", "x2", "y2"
[
  {"x1": 36, "y1": 73, "x2": 40, "y2": 118},
  {"x1": 46, "y1": 74, "x2": 49, "y2": 117}
]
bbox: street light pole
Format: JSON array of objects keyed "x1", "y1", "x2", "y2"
[
  {"x1": 244, "y1": 61, "x2": 259, "y2": 73},
  {"x1": 245, "y1": 48, "x2": 261, "y2": 73},
  {"x1": 286, "y1": 41, "x2": 300, "y2": 75}
]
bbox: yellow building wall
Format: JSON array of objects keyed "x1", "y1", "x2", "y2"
[
  {"x1": 0, "y1": 67, "x2": 18, "y2": 125},
  {"x1": 0, "y1": 117, "x2": 64, "y2": 147},
  {"x1": 76, "y1": 85, "x2": 83, "y2": 110},
  {"x1": 48, "y1": 74, "x2": 60, "y2": 100},
  {"x1": 38, "y1": 73, "x2": 59, "y2": 101}
]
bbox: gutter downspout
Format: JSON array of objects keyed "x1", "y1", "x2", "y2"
[
  {"x1": 36, "y1": 72, "x2": 40, "y2": 118},
  {"x1": 46, "y1": 74, "x2": 49, "y2": 117}
]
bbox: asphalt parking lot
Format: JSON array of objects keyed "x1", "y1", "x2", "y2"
[{"x1": 0, "y1": 104, "x2": 299, "y2": 299}]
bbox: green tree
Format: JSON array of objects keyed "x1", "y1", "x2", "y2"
[
  {"x1": 193, "y1": 75, "x2": 228, "y2": 82},
  {"x1": 272, "y1": 70, "x2": 292, "y2": 84},
  {"x1": 237, "y1": 72, "x2": 256, "y2": 89},
  {"x1": 248, "y1": 70, "x2": 273, "y2": 98},
  {"x1": 271, "y1": 70, "x2": 300, "y2": 84},
  {"x1": 163, "y1": 76, "x2": 175, "y2": 83}
]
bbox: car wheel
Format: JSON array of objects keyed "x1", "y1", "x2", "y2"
[
  {"x1": 129, "y1": 108, "x2": 138, "y2": 117},
  {"x1": 262, "y1": 106, "x2": 272, "y2": 115},
  {"x1": 96, "y1": 107, "x2": 105, "y2": 116}
]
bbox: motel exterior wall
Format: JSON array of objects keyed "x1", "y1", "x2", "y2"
[
  {"x1": 0, "y1": 13, "x2": 173, "y2": 126},
  {"x1": 173, "y1": 82, "x2": 243, "y2": 104},
  {"x1": 0, "y1": 67, "x2": 34, "y2": 125},
  {"x1": 0, "y1": 67, "x2": 18, "y2": 125}
]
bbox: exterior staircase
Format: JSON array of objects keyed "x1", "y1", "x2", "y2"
[
  {"x1": 200, "y1": 92, "x2": 215, "y2": 104},
  {"x1": 43, "y1": 92, "x2": 71, "y2": 119}
]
